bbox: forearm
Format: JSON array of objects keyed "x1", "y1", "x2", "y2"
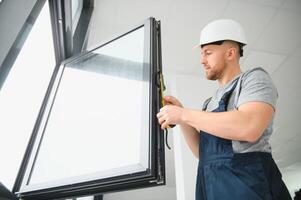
[
  {"x1": 179, "y1": 123, "x2": 200, "y2": 159},
  {"x1": 181, "y1": 108, "x2": 259, "y2": 142}
]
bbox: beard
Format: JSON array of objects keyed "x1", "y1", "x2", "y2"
[{"x1": 205, "y1": 68, "x2": 220, "y2": 80}]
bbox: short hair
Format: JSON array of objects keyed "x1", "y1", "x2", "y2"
[{"x1": 201, "y1": 40, "x2": 244, "y2": 57}]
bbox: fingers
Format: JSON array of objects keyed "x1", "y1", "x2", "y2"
[
  {"x1": 164, "y1": 96, "x2": 183, "y2": 107},
  {"x1": 156, "y1": 109, "x2": 166, "y2": 124},
  {"x1": 158, "y1": 116, "x2": 169, "y2": 129},
  {"x1": 156, "y1": 108, "x2": 168, "y2": 129},
  {"x1": 156, "y1": 109, "x2": 162, "y2": 118},
  {"x1": 161, "y1": 121, "x2": 169, "y2": 129},
  {"x1": 163, "y1": 96, "x2": 174, "y2": 103},
  {"x1": 158, "y1": 115, "x2": 166, "y2": 125}
]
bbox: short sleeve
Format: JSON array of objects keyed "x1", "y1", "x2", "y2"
[{"x1": 237, "y1": 68, "x2": 278, "y2": 110}]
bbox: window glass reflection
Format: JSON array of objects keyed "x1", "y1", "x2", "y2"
[
  {"x1": 28, "y1": 27, "x2": 149, "y2": 186},
  {"x1": 0, "y1": 2, "x2": 55, "y2": 190}
]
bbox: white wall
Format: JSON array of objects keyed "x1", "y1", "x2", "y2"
[
  {"x1": 0, "y1": 0, "x2": 37, "y2": 67},
  {"x1": 282, "y1": 163, "x2": 301, "y2": 197}
]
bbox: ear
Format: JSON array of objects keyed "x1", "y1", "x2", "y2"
[{"x1": 227, "y1": 47, "x2": 237, "y2": 61}]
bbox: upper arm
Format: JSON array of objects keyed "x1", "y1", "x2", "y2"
[
  {"x1": 238, "y1": 102, "x2": 274, "y2": 142},
  {"x1": 236, "y1": 68, "x2": 278, "y2": 141}
]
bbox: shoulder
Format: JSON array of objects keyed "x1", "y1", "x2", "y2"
[
  {"x1": 237, "y1": 67, "x2": 278, "y2": 109},
  {"x1": 242, "y1": 67, "x2": 272, "y2": 84},
  {"x1": 240, "y1": 67, "x2": 277, "y2": 92}
]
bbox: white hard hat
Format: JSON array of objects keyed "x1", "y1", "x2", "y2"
[{"x1": 198, "y1": 19, "x2": 247, "y2": 47}]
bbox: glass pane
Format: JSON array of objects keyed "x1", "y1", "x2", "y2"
[
  {"x1": 28, "y1": 26, "x2": 149, "y2": 187},
  {"x1": 71, "y1": 0, "x2": 83, "y2": 35},
  {"x1": 0, "y1": 2, "x2": 55, "y2": 190}
]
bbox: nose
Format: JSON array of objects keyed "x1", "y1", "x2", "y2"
[{"x1": 201, "y1": 55, "x2": 206, "y2": 65}]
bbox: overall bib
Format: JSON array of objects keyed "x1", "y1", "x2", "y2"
[{"x1": 195, "y1": 80, "x2": 291, "y2": 200}]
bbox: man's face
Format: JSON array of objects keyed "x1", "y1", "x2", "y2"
[{"x1": 200, "y1": 44, "x2": 227, "y2": 80}]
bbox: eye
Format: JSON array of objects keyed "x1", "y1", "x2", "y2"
[{"x1": 201, "y1": 51, "x2": 211, "y2": 56}]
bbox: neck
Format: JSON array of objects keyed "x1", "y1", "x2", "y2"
[{"x1": 218, "y1": 63, "x2": 241, "y2": 86}]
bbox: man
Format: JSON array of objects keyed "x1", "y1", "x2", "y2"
[{"x1": 157, "y1": 19, "x2": 291, "y2": 200}]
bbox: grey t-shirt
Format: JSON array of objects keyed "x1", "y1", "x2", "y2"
[{"x1": 204, "y1": 67, "x2": 278, "y2": 153}]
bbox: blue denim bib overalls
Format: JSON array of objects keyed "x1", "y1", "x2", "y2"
[{"x1": 195, "y1": 80, "x2": 291, "y2": 200}]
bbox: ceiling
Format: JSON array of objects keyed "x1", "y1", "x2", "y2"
[{"x1": 87, "y1": 0, "x2": 301, "y2": 198}]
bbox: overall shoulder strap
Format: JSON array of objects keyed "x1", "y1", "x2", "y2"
[
  {"x1": 233, "y1": 67, "x2": 265, "y2": 108},
  {"x1": 202, "y1": 97, "x2": 212, "y2": 111},
  {"x1": 204, "y1": 76, "x2": 240, "y2": 112},
  {"x1": 221, "y1": 78, "x2": 239, "y2": 103},
  {"x1": 234, "y1": 67, "x2": 267, "y2": 109}
]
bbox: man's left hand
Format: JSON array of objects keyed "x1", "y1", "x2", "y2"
[{"x1": 156, "y1": 105, "x2": 184, "y2": 129}]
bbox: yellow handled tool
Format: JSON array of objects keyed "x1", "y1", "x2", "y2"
[
  {"x1": 159, "y1": 72, "x2": 175, "y2": 129},
  {"x1": 159, "y1": 72, "x2": 173, "y2": 150},
  {"x1": 159, "y1": 73, "x2": 166, "y2": 106}
]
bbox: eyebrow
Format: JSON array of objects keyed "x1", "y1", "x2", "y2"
[{"x1": 201, "y1": 48, "x2": 212, "y2": 54}]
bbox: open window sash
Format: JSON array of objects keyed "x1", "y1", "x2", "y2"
[{"x1": 13, "y1": 17, "x2": 165, "y2": 200}]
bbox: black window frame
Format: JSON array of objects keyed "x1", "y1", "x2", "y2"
[
  {"x1": 12, "y1": 17, "x2": 165, "y2": 200},
  {"x1": 62, "y1": 0, "x2": 94, "y2": 57},
  {"x1": 49, "y1": 0, "x2": 94, "y2": 62},
  {"x1": 0, "y1": 0, "x2": 94, "y2": 89}
]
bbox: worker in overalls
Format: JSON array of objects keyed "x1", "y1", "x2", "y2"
[{"x1": 156, "y1": 19, "x2": 291, "y2": 200}]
